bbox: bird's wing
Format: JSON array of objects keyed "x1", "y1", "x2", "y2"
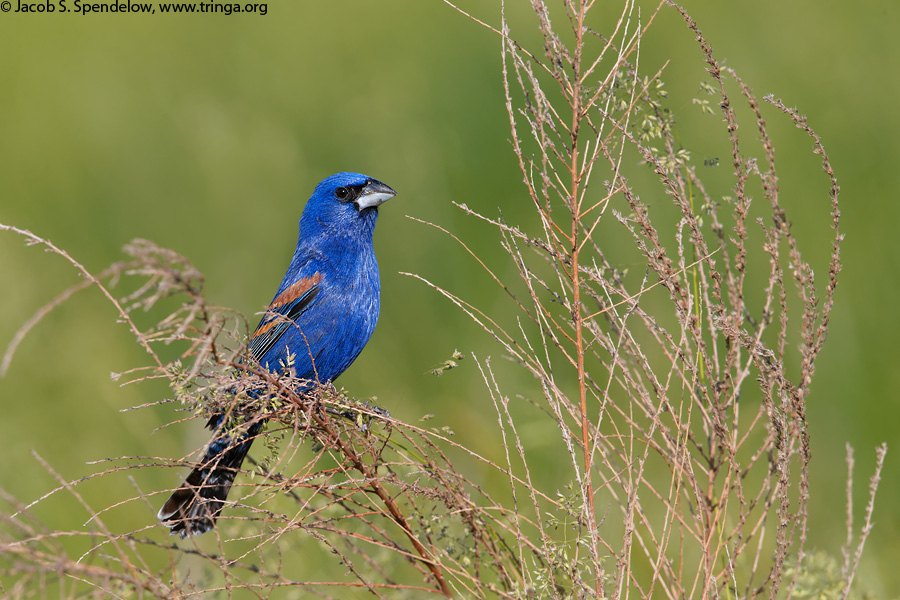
[{"x1": 248, "y1": 272, "x2": 324, "y2": 363}]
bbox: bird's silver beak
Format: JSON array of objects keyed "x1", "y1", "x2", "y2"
[{"x1": 355, "y1": 179, "x2": 397, "y2": 211}]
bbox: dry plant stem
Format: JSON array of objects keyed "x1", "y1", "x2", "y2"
[
  {"x1": 841, "y1": 443, "x2": 854, "y2": 581},
  {"x1": 841, "y1": 443, "x2": 887, "y2": 600},
  {"x1": 564, "y1": 20, "x2": 606, "y2": 600},
  {"x1": 0, "y1": 225, "x2": 166, "y2": 374}
]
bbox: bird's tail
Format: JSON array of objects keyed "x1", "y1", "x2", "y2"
[{"x1": 158, "y1": 417, "x2": 263, "y2": 538}]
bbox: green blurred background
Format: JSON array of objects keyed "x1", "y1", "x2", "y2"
[{"x1": 0, "y1": 0, "x2": 896, "y2": 595}]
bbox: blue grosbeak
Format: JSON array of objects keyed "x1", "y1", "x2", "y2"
[{"x1": 157, "y1": 172, "x2": 396, "y2": 538}]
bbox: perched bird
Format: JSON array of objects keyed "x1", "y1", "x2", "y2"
[{"x1": 158, "y1": 172, "x2": 396, "y2": 538}]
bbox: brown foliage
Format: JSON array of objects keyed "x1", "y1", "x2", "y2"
[{"x1": 0, "y1": 2, "x2": 885, "y2": 599}]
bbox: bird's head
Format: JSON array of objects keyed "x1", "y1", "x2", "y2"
[{"x1": 300, "y1": 172, "x2": 396, "y2": 237}]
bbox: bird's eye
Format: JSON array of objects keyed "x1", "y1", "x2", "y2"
[{"x1": 335, "y1": 187, "x2": 350, "y2": 200}]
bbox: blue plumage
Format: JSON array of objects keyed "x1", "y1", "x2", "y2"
[{"x1": 158, "y1": 172, "x2": 395, "y2": 538}]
